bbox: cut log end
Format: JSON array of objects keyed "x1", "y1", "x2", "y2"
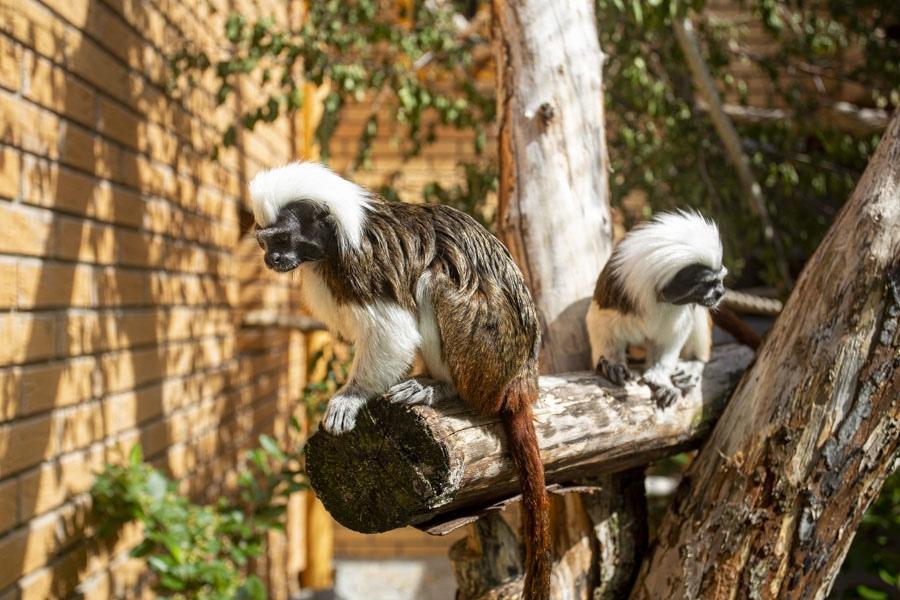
[
  {"x1": 305, "y1": 399, "x2": 455, "y2": 533},
  {"x1": 305, "y1": 344, "x2": 754, "y2": 535}
]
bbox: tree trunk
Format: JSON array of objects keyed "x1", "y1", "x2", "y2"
[
  {"x1": 630, "y1": 110, "x2": 900, "y2": 599},
  {"x1": 492, "y1": 0, "x2": 613, "y2": 374},
  {"x1": 304, "y1": 346, "x2": 752, "y2": 534},
  {"x1": 469, "y1": 1, "x2": 633, "y2": 598}
]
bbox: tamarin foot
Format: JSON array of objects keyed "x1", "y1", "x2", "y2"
[
  {"x1": 386, "y1": 379, "x2": 435, "y2": 406},
  {"x1": 648, "y1": 382, "x2": 680, "y2": 408},
  {"x1": 387, "y1": 378, "x2": 455, "y2": 406},
  {"x1": 322, "y1": 392, "x2": 367, "y2": 434},
  {"x1": 596, "y1": 357, "x2": 635, "y2": 386},
  {"x1": 671, "y1": 366, "x2": 701, "y2": 392}
]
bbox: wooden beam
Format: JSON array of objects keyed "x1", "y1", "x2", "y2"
[{"x1": 305, "y1": 344, "x2": 754, "y2": 535}]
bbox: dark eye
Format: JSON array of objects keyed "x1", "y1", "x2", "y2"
[
  {"x1": 273, "y1": 232, "x2": 290, "y2": 246},
  {"x1": 256, "y1": 234, "x2": 265, "y2": 249}
]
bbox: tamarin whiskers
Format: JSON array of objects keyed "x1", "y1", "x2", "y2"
[
  {"x1": 586, "y1": 211, "x2": 727, "y2": 408},
  {"x1": 250, "y1": 162, "x2": 552, "y2": 600}
]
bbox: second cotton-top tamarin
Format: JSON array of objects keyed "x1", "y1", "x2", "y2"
[{"x1": 586, "y1": 211, "x2": 726, "y2": 407}]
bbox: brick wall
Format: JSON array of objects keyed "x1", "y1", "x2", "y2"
[{"x1": 0, "y1": 0, "x2": 310, "y2": 598}]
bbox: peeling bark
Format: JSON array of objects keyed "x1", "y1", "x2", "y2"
[{"x1": 630, "y1": 111, "x2": 900, "y2": 600}]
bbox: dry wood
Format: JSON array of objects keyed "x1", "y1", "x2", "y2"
[
  {"x1": 483, "y1": 0, "x2": 627, "y2": 596},
  {"x1": 630, "y1": 110, "x2": 900, "y2": 600},
  {"x1": 492, "y1": 0, "x2": 613, "y2": 374},
  {"x1": 305, "y1": 344, "x2": 753, "y2": 535},
  {"x1": 705, "y1": 102, "x2": 890, "y2": 136},
  {"x1": 489, "y1": 1, "x2": 624, "y2": 596}
]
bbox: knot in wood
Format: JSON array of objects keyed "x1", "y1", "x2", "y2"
[{"x1": 538, "y1": 102, "x2": 555, "y2": 126}]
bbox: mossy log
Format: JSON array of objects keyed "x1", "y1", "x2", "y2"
[{"x1": 305, "y1": 343, "x2": 753, "y2": 535}]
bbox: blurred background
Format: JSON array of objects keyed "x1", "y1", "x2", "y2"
[{"x1": 0, "y1": 0, "x2": 896, "y2": 599}]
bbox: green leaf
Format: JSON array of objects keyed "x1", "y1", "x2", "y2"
[
  {"x1": 146, "y1": 471, "x2": 169, "y2": 502},
  {"x1": 259, "y1": 435, "x2": 287, "y2": 461},
  {"x1": 129, "y1": 444, "x2": 143, "y2": 466},
  {"x1": 223, "y1": 126, "x2": 237, "y2": 148},
  {"x1": 236, "y1": 576, "x2": 266, "y2": 600}
]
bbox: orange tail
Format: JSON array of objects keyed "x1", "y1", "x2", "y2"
[{"x1": 499, "y1": 382, "x2": 551, "y2": 600}]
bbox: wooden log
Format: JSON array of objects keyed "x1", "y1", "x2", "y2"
[
  {"x1": 630, "y1": 110, "x2": 900, "y2": 599},
  {"x1": 305, "y1": 344, "x2": 753, "y2": 535},
  {"x1": 492, "y1": 0, "x2": 613, "y2": 374}
]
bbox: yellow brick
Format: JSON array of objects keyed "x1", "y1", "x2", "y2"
[
  {"x1": 0, "y1": 258, "x2": 15, "y2": 308},
  {"x1": 20, "y1": 357, "x2": 95, "y2": 415},
  {"x1": 23, "y1": 53, "x2": 94, "y2": 127},
  {"x1": 56, "y1": 403, "x2": 103, "y2": 454},
  {"x1": 98, "y1": 347, "x2": 164, "y2": 395},
  {"x1": 66, "y1": 37, "x2": 131, "y2": 106},
  {"x1": 38, "y1": 0, "x2": 92, "y2": 29},
  {"x1": 108, "y1": 555, "x2": 149, "y2": 600},
  {"x1": 0, "y1": 500, "x2": 87, "y2": 588},
  {"x1": 0, "y1": 91, "x2": 59, "y2": 157},
  {"x1": 0, "y1": 35, "x2": 19, "y2": 92},
  {"x1": 0, "y1": 145, "x2": 20, "y2": 201},
  {"x1": 17, "y1": 260, "x2": 96, "y2": 308},
  {"x1": 0, "y1": 0, "x2": 73, "y2": 63},
  {"x1": 102, "y1": 385, "x2": 167, "y2": 436},
  {"x1": 17, "y1": 445, "x2": 102, "y2": 520},
  {"x1": 0, "y1": 414, "x2": 56, "y2": 476},
  {"x1": 0, "y1": 526, "x2": 28, "y2": 588},
  {"x1": 53, "y1": 217, "x2": 115, "y2": 264},
  {"x1": 0, "y1": 312, "x2": 56, "y2": 366},
  {"x1": 97, "y1": 98, "x2": 140, "y2": 150},
  {"x1": 0, "y1": 476, "x2": 16, "y2": 533},
  {"x1": 76, "y1": 571, "x2": 111, "y2": 600},
  {"x1": 21, "y1": 158, "x2": 144, "y2": 229},
  {"x1": 57, "y1": 122, "x2": 98, "y2": 174},
  {"x1": 0, "y1": 201, "x2": 53, "y2": 256},
  {"x1": 0, "y1": 366, "x2": 21, "y2": 422},
  {"x1": 95, "y1": 268, "x2": 151, "y2": 306}
]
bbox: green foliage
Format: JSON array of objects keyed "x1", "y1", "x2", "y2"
[
  {"x1": 832, "y1": 471, "x2": 900, "y2": 599},
  {"x1": 302, "y1": 343, "x2": 352, "y2": 423},
  {"x1": 595, "y1": 0, "x2": 897, "y2": 288},
  {"x1": 170, "y1": 0, "x2": 495, "y2": 218},
  {"x1": 91, "y1": 435, "x2": 307, "y2": 600},
  {"x1": 422, "y1": 160, "x2": 498, "y2": 230},
  {"x1": 171, "y1": 0, "x2": 898, "y2": 290}
]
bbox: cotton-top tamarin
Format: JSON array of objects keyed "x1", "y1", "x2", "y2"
[
  {"x1": 586, "y1": 211, "x2": 726, "y2": 407},
  {"x1": 250, "y1": 162, "x2": 551, "y2": 600}
]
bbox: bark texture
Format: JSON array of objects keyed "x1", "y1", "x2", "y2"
[
  {"x1": 305, "y1": 345, "x2": 752, "y2": 535},
  {"x1": 492, "y1": 0, "x2": 613, "y2": 374},
  {"x1": 490, "y1": 1, "x2": 625, "y2": 597},
  {"x1": 630, "y1": 110, "x2": 900, "y2": 600}
]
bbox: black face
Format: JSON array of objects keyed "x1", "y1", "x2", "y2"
[
  {"x1": 256, "y1": 201, "x2": 337, "y2": 273},
  {"x1": 659, "y1": 263, "x2": 726, "y2": 307}
]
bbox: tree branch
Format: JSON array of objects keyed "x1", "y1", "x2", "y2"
[{"x1": 305, "y1": 344, "x2": 754, "y2": 535}]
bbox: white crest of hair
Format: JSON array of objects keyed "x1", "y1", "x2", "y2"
[
  {"x1": 248, "y1": 161, "x2": 371, "y2": 250},
  {"x1": 612, "y1": 210, "x2": 723, "y2": 312}
]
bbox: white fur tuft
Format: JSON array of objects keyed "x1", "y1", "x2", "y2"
[
  {"x1": 612, "y1": 210, "x2": 724, "y2": 311},
  {"x1": 248, "y1": 162, "x2": 371, "y2": 249}
]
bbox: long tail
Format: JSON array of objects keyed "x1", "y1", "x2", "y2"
[{"x1": 499, "y1": 381, "x2": 551, "y2": 600}]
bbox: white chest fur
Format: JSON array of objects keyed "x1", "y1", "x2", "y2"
[
  {"x1": 298, "y1": 265, "x2": 355, "y2": 341},
  {"x1": 296, "y1": 266, "x2": 452, "y2": 383}
]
